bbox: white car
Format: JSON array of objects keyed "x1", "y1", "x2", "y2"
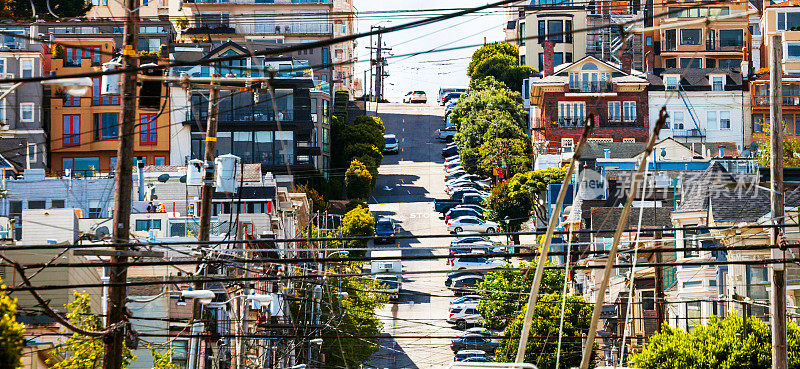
[
  {"x1": 447, "y1": 305, "x2": 482, "y2": 329},
  {"x1": 447, "y1": 216, "x2": 499, "y2": 234},
  {"x1": 451, "y1": 254, "x2": 505, "y2": 271},
  {"x1": 446, "y1": 166, "x2": 463, "y2": 175}
]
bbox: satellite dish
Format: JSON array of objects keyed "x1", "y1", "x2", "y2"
[
  {"x1": 179, "y1": 175, "x2": 187, "y2": 183},
  {"x1": 95, "y1": 226, "x2": 109, "y2": 239},
  {"x1": 158, "y1": 173, "x2": 170, "y2": 183}
]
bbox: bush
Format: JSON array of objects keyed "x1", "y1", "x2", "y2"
[
  {"x1": 345, "y1": 159, "x2": 373, "y2": 200},
  {"x1": 293, "y1": 183, "x2": 329, "y2": 213},
  {"x1": 341, "y1": 205, "x2": 375, "y2": 256}
]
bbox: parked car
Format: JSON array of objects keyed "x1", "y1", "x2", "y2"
[
  {"x1": 374, "y1": 218, "x2": 396, "y2": 243},
  {"x1": 445, "y1": 171, "x2": 469, "y2": 182},
  {"x1": 449, "y1": 204, "x2": 487, "y2": 215},
  {"x1": 444, "y1": 161, "x2": 461, "y2": 171},
  {"x1": 438, "y1": 126, "x2": 457, "y2": 141},
  {"x1": 383, "y1": 134, "x2": 399, "y2": 154},
  {"x1": 444, "y1": 154, "x2": 460, "y2": 162},
  {"x1": 451, "y1": 295, "x2": 483, "y2": 305},
  {"x1": 454, "y1": 350, "x2": 489, "y2": 362},
  {"x1": 442, "y1": 145, "x2": 459, "y2": 157},
  {"x1": 447, "y1": 306, "x2": 482, "y2": 329},
  {"x1": 462, "y1": 327, "x2": 493, "y2": 337},
  {"x1": 403, "y1": 91, "x2": 427, "y2": 103},
  {"x1": 460, "y1": 356, "x2": 492, "y2": 363},
  {"x1": 451, "y1": 334, "x2": 500, "y2": 353},
  {"x1": 445, "y1": 165, "x2": 463, "y2": 175},
  {"x1": 451, "y1": 254, "x2": 505, "y2": 271},
  {"x1": 445, "y1": 208, "x2": 484, "y2": 222},
  {"x1": 438, "y1": 87, "x2": 467, "y2": 105},
  {"x1": 434, "y1": 194, "x2": 486, "y2": 214},
  {"x1": 445, "y1": 174, "x2": 486, "y2": 185},
  {"x1": 447, "y1": 216, "x2": 498, "y2": 233},
  {"x1": 442, "y1": 92, "x2": 463, "y2": 105},
  {"x1": 445, "y1": 271, "x2": 483, "y2": 287},
  {"x1": 450, "y1": 189, "x2": 489, "y2": 201},
  {"x1": 450, "y1": 275, "x2": 484, "y2": 295},
  {"x1": 375, "y1": 274, "x2": 402, "y2": 300},
  {"x1": 446, "y1": 181, "x2": 490, "y2": 194}
]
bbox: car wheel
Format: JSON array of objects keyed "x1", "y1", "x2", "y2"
[
  {"x1": 454, "y1": 227, "x2": 463, "y2": 233},
  {"x1": 456, "y1": 320, "x2": 466, "y2": 330},
  {"x1": 486, "y1": 227, "x2": 495, "y2": 233}
]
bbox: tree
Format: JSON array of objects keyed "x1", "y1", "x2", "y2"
[
  {"x1": 494, "y1": 294, "x2": 595, "y2": 369},
  {"x1": 149, "y1": 345, "x2": 176, "y2": 369},
  {"x1": 477, "y1": 137, "x2": 532, "y2": 179},
  {"x1": 345, "y1": 159, "x2": 373, "y2": 200},
  {"x1": 476, "y1": 262, "x2": 564, "y2": 329},
  {"x1": 0, "y1": 279, "x2": 25, "y2": 369},
  {"x1": 467, "y1": 43, "x2": 535, "y2": 92},
  {"x1": 49, "y1": 292, "x2": 135, "y2": 369},
  {"x1": 0, "y1": 0, "x2": 92, "y2": 20},
  {"x1": 293, "y1": 183, "x2": 329, "y2": 213},
  {"x1": 340, "y1": 204, "x2": 375, "y2": 256},
  {"x1": 754, "y1": 121, "x2": 800, "y2": 167}
]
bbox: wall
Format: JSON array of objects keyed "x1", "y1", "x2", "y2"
[
  {"x1": 523, "y1": 6, "x2": 587, "y2": 71},
  {"x1": 648, "y1": 90, "x2": 746, "y2": 150}
]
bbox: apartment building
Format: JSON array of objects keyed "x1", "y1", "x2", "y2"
[
  {"x1": 169, "y1": 41, "x2": 329, "y2": 185},
  {"x1": 521, "y1": 0, "x2": 588, "y2": 71},
  {"x1": 529, "y1": 52, "x2": 650, "y2": 153},
  {"x1": 0, "y1": 25, "x2": 46, "y2": 170},
  {"x1": 648, "y1": 69, "x2": 747, "y2": 150},
  {"x1": 332, "y1": 0, "x2": 358, "y2": 95},
  {"x1": 46, "y1": 38, "x2": 171, "y2": 175},
  {"x1": 645, "y1": 0, "x2": 749, "y2": 69},
  {"x1": 585, "y1": 0, "x2": 645, "y2": 71}
]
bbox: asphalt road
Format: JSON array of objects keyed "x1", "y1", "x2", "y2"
[{"x1": 364, "y1": 102, "x2": 460, "y2": 369}]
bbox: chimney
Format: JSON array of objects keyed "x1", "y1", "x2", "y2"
[
  {"x1": 621, "y1": 52, "x2": 632, "y2": 75},
  {"x1": 543, "y1": 41, "x2": 555, "y2": 76},
  {"x1": 604, "y1": 149, "x2": 611, "y2": 159},
  {"x1": 718, "y1": 145, "x2": 725, "y2": 158}
]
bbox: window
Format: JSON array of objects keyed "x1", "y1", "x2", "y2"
[
  {"x1": 63, "y1": 115, "x2": 80, "y2": 145},
  {"x1": 92, "y1": 77, "x2": 119, "y2": 105},
  {"x1": 565, "y1": 20, "x2": 572, "y2": 43},
  {"x1": 547, "y1": 20, "x2": 563, "y2": 43},
  {"x1": 94, "y1": 112, "x2": 119, "y2": 141},
  {"x1": 51, "y1": 200, "x2": 65, "y2": 208},
  {"x1": 561, "y1": 138, "x2": 574, "y2": 150},
  {"x1": 623, "y1": 138, "x2": 636, "y2": 143},
  {"x1": 554, "y1": 52, "x2": 564, "y2": 68},
  {"x1": 710, "y1": 75, "x2": 725, "y2": 91},
  {"x1": 687, "y1": 301, "x2": 702, "y2": 331},
  {"x1": 27, "y1": 143, "x2": 36, "y2": 163},
  {"x1": 154, "y1": 156, "x2": 166, "y2": 166},
  {"x1": 665, "y1": 75, "x2": 679, "y2": 90},
  {"x1": 63, "y1": 157, "x2": 100, "y2": 177},
  {"x1": 322, "y1": 128, "x2": 330, "y2": 152},
  {"x1": 518, "y1": 21, "x2": 526, "y2": 46},
  {"x1": 538, "y1": 20, "x2": 546, "y2": 44},
  {"x1": 665, "y1": 29, "x2": 677, "y2": 51},
  {"x1": 684, "y1": 228, "x2": 702, "y2": 256},
  {"x1": 706, "y1": 111, "x2": 717, "y2": 130},
  {"x1": 680, "y1": 58, "x2": 702, "y2": 68},
  {"x1": 20, "y1": 58, "x2": 33, "y2": 78},
  {"x1": 670, "y1": 111, "x2": 685, "y2": 129},
  {"x1": 641, "y1": 290, "x2": 655, "y2": 311},
  {"x1": 20, "y1": 103, "x2": 34, "y2": 122},
  {"x1": 753, "y1": 114, "x2": 765, "y2": 133},
  {"x1": 719, "y1": 29, "x2": 743, "y2": 47},
  {"x1": 683, "y1": 280, "x2": 702, "y2": 287},
  {"x1": 0, "y1": 59, "x2": 5, "y2": 75},
  {"x1": 789, "y1": 43, "x2": 800, "y2": 61},
  {"x1": 680, "y1": 29, "x2": 701, "y2": 45},
  {"x1": 135, "y1": 219, "x2": 161, "y2": 232},
  {"x1": 557, "y1": 102, "x2": 585, "y2": 125},
  {"x1": 63, "y1": 92, "x2": 80, "y2": 106},
  {"x1": 719, "y1": 111, "x2": 731, "y2": 130},
  {"x1": 28, "y1": 200, "x2": 45, "y2": 209},
  {"x1": 718, "y1": 59, "x2": 741, "y2": 69},
  {"x1": 623, "y1": 101, "x2": 636, "y2": 122},
  {"x1": 608, "y1": 101, "x2": 621, "y2": 121},
  {"x1": 665, "y1": 58, "x2": 677, "y2": 68},
  {"x1": 777, "y1": 12, "x2": 800, "y2": 31},
  {"x1": 140, "y1": 113, "x2": 157, "y2": 145},
  {"x1": 746, "y1": 265, "x2": 769, "y2": 300}
]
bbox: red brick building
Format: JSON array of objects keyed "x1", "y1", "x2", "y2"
[{"x1": 529, "y1": 51, "x2": 650, "y2": 154}]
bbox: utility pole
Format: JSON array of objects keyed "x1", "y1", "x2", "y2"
[
  {"x1": 192, "y1": 79, "x2": 220, "y2": 369},
  {"x1": 102, "y1": 0, "x2": 139, "y2": 366},
  {"x1": 368, "y1": 26, "x2": 391, "y2": 103},
  {"x1": 769, "y1": 33, "x2": 787, "y2": 369},
  {"x1": 653, "y1": 230, "x2": 665, "y2": 328}
]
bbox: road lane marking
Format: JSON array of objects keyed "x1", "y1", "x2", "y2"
[{"x1": 407, "y1": 190, "x2": 411, "y2": 195}]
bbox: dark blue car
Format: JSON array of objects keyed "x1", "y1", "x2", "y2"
[{"x1": 375, "y1": 218, "x2": 396, "y2": 244}]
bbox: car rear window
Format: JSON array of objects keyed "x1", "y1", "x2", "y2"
[{"x1": 414, "y1": 91, "x2": 426, "y2": 94}]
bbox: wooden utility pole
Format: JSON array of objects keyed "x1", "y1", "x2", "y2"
[
  {"x1": 654, "y1": 230, "x2": 666, "y2": 327},
  {"x1": 769, "y1": 33, "x2": 787, "y2": 369},
  {"x1": 192, "y1": 80, "x2": 220, "y2": 369},
  {"x1": 102, "y1": 0, "x2": 139, "y2": 366}
]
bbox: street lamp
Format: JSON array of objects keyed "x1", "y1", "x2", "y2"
[
  {"x1": 0, "y1": 77, "x2": 93, "y2": 102},
  {"x1": 180, "y1": 289, "x2": 273, "y2": 306},
  {"x1": 309, "y1": 338, "x2": 323, "y2": 345}
]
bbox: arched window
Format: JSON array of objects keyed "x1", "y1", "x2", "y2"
[{"x1": 581, "y1": 62, "x2": 599, "y2": 70}]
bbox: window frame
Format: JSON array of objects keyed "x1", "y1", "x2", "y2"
[
  {"x1": 140, "y1": 113, "x2": 158, "y2": 145},
  {"x1": 63, "y1": 114, "x2": 80, "y2": 146},
  {"x1": 710, "y1": 74, "x2": 725, "y2": 91},
  {"x1": 27, "y1": 143, "x2": 36, "y2": 163},
  {"x1": 680, "y1": 28, "x2": 702, "y2": 45},
  {"x1": 607, "y1": 101, "x2": 621, "y2": 122},
  {"x1": 19, "y1": 58, "x2": 34, "y2": 79},
  {"x1": 93, "y1": 112, "x2": 119, "y2": 141},
  {"x1": 19, "y1": 102, "x2": 34, "y2": 122},
  {"x1": 623, "y1": 101, "x2": 636, "y2": 122},
  {"x1": 664, "y1": 75, "x2": 680, "y2": 90}
]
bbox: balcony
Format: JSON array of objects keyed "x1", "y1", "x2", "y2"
[
  {"x1": 183, "y1": 26, "x2": 236, "y2": 35},
  {"x1": 568, "y1": 81, "x2": 612, "y2": 93},
  {"x1": 556, "y1": 117, "x2": 585, "y2": 127},
  {"x1": 673, "y1": 128, "x2": 706, "y2": 137}
]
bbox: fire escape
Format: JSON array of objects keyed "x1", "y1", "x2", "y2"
[{"x1": 586, "y1": 0, "x2": 644, "y2": 70}]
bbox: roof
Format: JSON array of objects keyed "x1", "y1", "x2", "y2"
[
  {"x1": 767, "y1": 0, "x2": 800, "y2": 7},
  {"x1": 647, "y1": 68, "x2": 743, "y2": 90},
  {"x1": 581, "y1": 142, "x2": 647, "y2": 160},
  {"x1": 591, "y1": 207, "x2": 673, "y2": 236},
  {"x1": 0, "y1": 137, "x2": 29, "y2": 172},
  {"x1": 676, "y1": 162, "x2": 741, "y2": 212}
]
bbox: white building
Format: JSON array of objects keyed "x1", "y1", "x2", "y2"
[{"x1": 647, "y1": 69, "x2": 746, "y2": 151}]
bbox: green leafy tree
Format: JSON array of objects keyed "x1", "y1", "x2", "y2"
[
  {"x1": 477, "y1": 137, "x2": 532, "y2": 179},
  {"x1": 467, "y1": 42, "x2": 520, "y2": 77},
  {"x1": 467, "y1": 43, "x2": 535, "y2": 92},
  {"x1": 630, "y1": 314, "x2": 800, "y2": 369},
  {"x1": 0, "y1": 0, "x2": 91, "y2": 20},
  {"x1": 344, "y1": 143, "x2": 383, "y2": 171},
  {"x1": 476, "y1": 262, "x2": 563, "y2": 329},
  {"x1": 149, "y1": 345, "x2": 176, "y2": 369},
  {"x1": 495, "y1": 294, "x2": 595, "y2": 369},
  {"x1": 341, "y1": 204, "x2": 375, "y2": 256},
  {"x1": 0, "y1": 278, "x2": 25, "y2": 369},
  {"x1": 345, "y1": 159, "x2": 373, "y2": 200},
  {"x1": 293, "y1": 183, "x2": 329, "y2": 213},
  {"x1": 49, "y1": 292, "x2": 135, "y2": 369},
  {"x1": 754, "y1": 121, "x2": 800, "y2": 167}
]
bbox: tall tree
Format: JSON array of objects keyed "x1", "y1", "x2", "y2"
[
  {"x1": 345, "y1": 159, "x2": 373, "y2": 201},
  {"x1": 48, "y1": 292, "x2": 135, "y2": 369},
  {"x1": 494, "y1": 294, "x2": 595, "y2": 369},
  {"x1": 0, "y1": 279, "x2": 25, "y2": 369},
  {"x1": 467, "y1": 43, "x2": 535, "y2": 92},
  {"x1": 484, "y1": 168, "x2": 567, "y2": 239},
  {"x1": 340, "y1": 204, "x2": 375, "y2": 256},
  {"x1": 630, "y1": 315, "x2": 800, "y2": 369},
  {"x1": 0, "y1": 0, "x2": 91, "y2": 20},
  {"x1": 476, "y1": 262, "x2": 564, "y2": 329}
]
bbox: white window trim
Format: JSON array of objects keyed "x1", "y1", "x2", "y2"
[
  {"x1": 623, "y1": 101, "x2": 636, "y2": 122},
  {"x1": 19, "y1": 58, "x2": 35, "y2": 78},
  {"x1": 709, "y1": 74, "x2": 726, "y2": 90},
  {"x1": 19, "y1": 102, "x2": 34, "y2": 122},
  {"x1": 0, "y1": 58, "x2": 6, "y2": 77},
  {"x1": 561, "y1": 138, "x2": 574, "y2": 148},
  {"x1": 664, "y1": 74, "x2": 680, "y2": 90},
  {"x1": 608, "y1": 101, "x2": 621, "y2": 121},
  {"x1": 27, "y1": 143, "x2": 36, "y2": 162},
  {"x1": 623, "y1": 138, "x2": 636, "y2": 142},
  {"x1": 719, "y1": 111, "x2": 731, "y2": 130}
]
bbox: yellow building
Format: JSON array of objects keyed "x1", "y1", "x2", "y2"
[{"x1": 522, "y1": 2, "x2": 588, "y2": 72}]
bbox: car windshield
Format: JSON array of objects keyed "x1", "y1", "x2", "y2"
[
  {"x1": 414, "y1": 91, "x2": 425, "y2": 94},
  {"x1": 376, "y1": 222, "x2": 393, "y2": 232},
  {"x1": 385, "y1": 137, "x2": 397, "y2": 144},
  {"x1": 377, "y1": 276, "x2": 400, "y2": 288}
]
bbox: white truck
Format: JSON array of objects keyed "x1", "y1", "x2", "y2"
[{"x1": 370, "y1": 250, "x2": 402, "y2": 300}]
